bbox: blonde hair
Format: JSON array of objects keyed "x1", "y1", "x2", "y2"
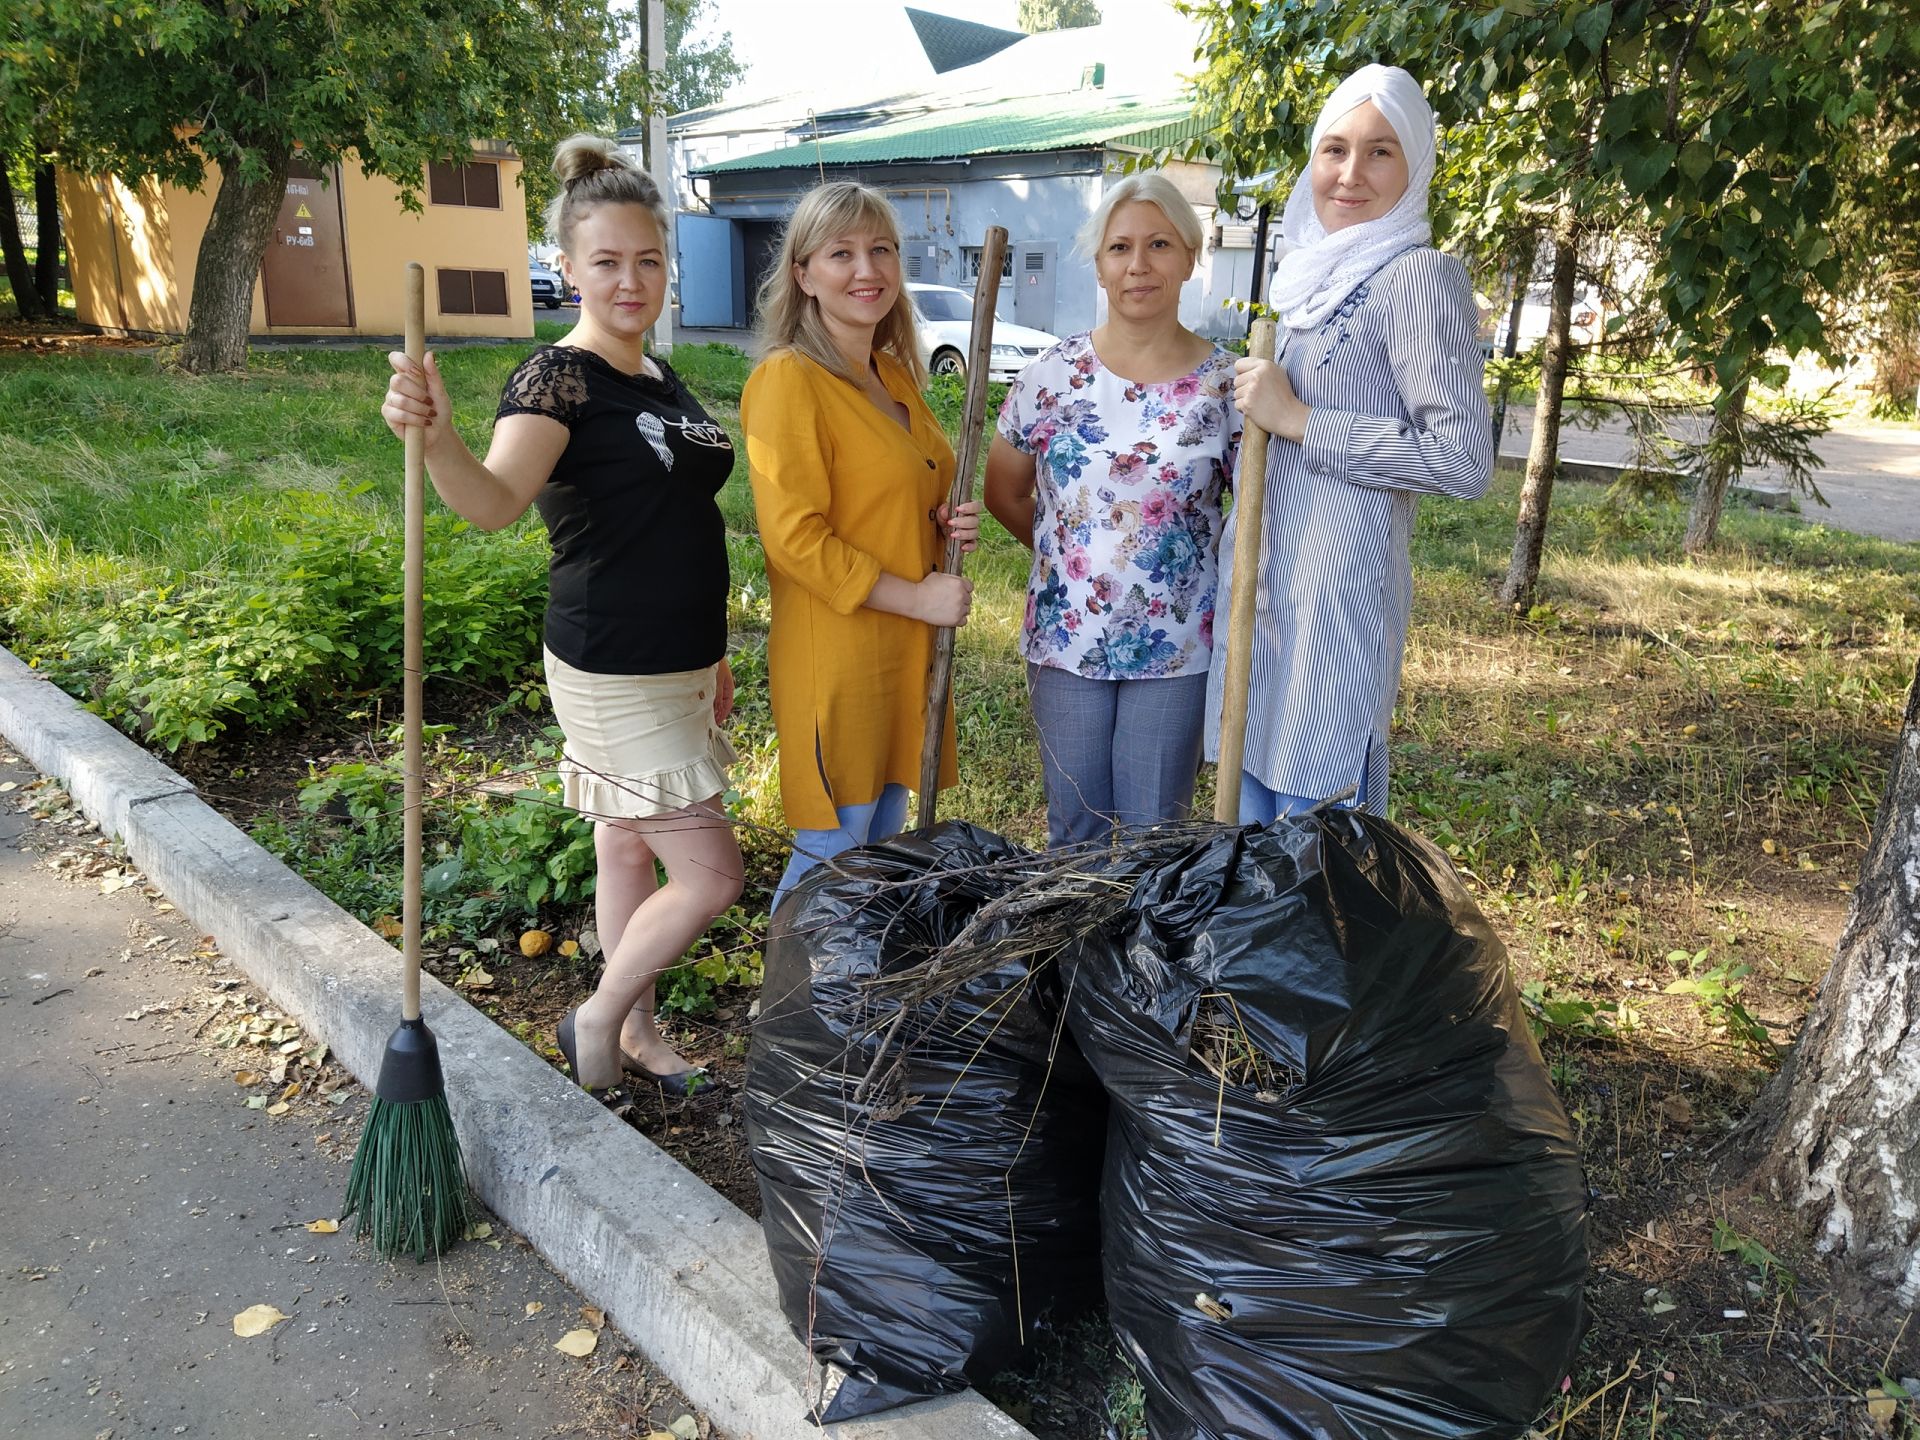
[
  {"x1": 544, "y1": 134, "x2": 670, "y2": 255},
  {"x1": 754, "y1": 181, "x2": 925, "y2": 386},
  {"x1": 1077, "y1": 172, "x2": 1205, "y2": 259}
]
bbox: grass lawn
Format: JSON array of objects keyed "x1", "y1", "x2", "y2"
[{"x1": 3, "y1": 335, "x2": 1918, "y2": 1436}]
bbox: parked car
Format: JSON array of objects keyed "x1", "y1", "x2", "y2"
[
  {"x1": 529, "y1": 252, "x2": 567, "y2": 309},
  {"x1": 1489, "y1": 285, "x2": 1602, "y2": 352},
  {"x1": 907, "y1": 283, "x2": 1057, "y2": 383}
]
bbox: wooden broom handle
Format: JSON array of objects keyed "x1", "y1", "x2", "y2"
[
  {"x1": 917, "y1": 226, "x2": 1009, "y2": 828},
  {"x1": 402, "y1": 263, "x2": 426, "y2": 1020},
  {"x1": 1213, "y1": 317, "x2": 1278, "y2": 825}
]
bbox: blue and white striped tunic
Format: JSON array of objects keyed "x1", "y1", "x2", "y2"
[{"x1": 1203, "y1": 245, "x2": 1492, "y2": 812}]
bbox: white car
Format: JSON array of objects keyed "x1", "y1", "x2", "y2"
[{"x1": 907, "y1": 283, "x2": 1057, "y2": 383}]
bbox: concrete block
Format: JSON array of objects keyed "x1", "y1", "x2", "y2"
[{"x1": 0, "y1": 645, "x2": 1041, "y2": 1440}]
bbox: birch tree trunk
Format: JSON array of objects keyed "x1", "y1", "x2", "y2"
[
  {"x1": 178, "y1": 148, "x2": 291, "y2": 374},
  {"x1": 1741, "y1": 655, "x2": 1920, "y2": 1306},
  {"x1": 1682, "y1": 378, "x2": 1750, "y2": 555},
  {"x1": 1497, "y1": 217, "x2": 1578, "y2": 609}
]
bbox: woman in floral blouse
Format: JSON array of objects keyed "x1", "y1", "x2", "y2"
[{"x1": 985, "y1": 172, "x2": 1240, "y2": 847}]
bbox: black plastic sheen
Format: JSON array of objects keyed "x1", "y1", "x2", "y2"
[
  {"x1": 1066, "y1": 813, "x2": 1590, "y2": 1440},
  {"x1": 744, "y1": 822, "x2": 1105, "y2": 1424}
]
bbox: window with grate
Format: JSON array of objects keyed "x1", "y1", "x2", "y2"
[
  {"x1": 427, "y1": 160, "x2": 502, "y2": 209},
  {"x1": 962, "y1": 246, "x2": 1014, "y2": 281},
  {"x1": 437, "y1": 268, "x2": 511, "y2": 316}
]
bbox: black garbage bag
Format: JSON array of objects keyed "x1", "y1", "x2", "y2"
[
  {"x1": 1068, "y1": 812, "x2": 1588, "y2": 1440},
  {"x1": 745, "y1": 821, "x2": 1106, "y2": 1423}
]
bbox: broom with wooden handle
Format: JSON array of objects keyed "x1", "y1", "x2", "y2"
[
  {"x1": 342, "y1": 261, "x2": 472, "y2": 1259},
  {"x1": 917, "y1": 225, "x2": 1009, "y2": 828},
  {"x1": 1213, "y1": 317, "x2": 1278, "y2": 825}
]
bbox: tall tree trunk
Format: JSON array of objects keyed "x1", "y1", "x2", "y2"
[
  {"x1": 33, "y1": 159, "x2": 61, "y2": 314},
  {"x1": 178, "y1": 148, "x2": 291, "y2": 374},
  {"x1": 1682, "y1": 377, "x2": 1750, "y2": 555},
  {"x1": 0, "y1": 163, "x2": 47, "y2": 320},
  {"x1": 1497, "y1": 217, "x2": 1578, "y2": 609},
  {"x1": 1488, "y1": 230, "x2": 1538, "y2": 453},
  {"x1": 1737, "y1": 655, "x2": 1920, "y2": 1307}
]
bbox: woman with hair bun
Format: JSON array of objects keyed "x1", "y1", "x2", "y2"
[
  {"x1": 984, "y1": 171, "x2": 1239, "y2": 848},
  {"x1": 380, "y1": 134, "x2": 742, "y2": 1096},
  {"x1": 742, "y1": 181, "x2": 981, "y2": 910}
]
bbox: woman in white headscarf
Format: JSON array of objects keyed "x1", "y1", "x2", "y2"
[{"x1": 1206, "y1": 63, "x2": 1492, "y2": 823}]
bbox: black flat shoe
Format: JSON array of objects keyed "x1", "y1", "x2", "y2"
[
  {"x1": 621, "y1": 1050, "x2": 716, "y2": 1099},
  {"x1": 555, "y1": 1009, "x2": 622, "y2": 1095}
]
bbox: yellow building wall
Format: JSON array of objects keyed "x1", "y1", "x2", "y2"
[
  {"x1": 63, "y1": 147, "x2": 533, "y2": 340},
  {"x1": 57, "y1": 172, "x2": 184, "y2": 335}
]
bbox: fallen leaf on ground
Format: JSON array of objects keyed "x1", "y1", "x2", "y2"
[
  {"x1": 232, "y1": 1303, "x2": 288, "y2": 1337},
  {"x1": 373, "y1": 915, "x2": 402, "y2": 939},
  {"x1": 232, "y1": 1070, "x2": 259, "y2": 1086},
  {"x1": 466, "y1": 1222, "x2": 493, "y2": 1241},
  {"x1": 554, "y1": 1328, "x2": 598, "y2": 1357},
  {"x1": 265, "y1": 1102, "x2": 291, "y2": 1117},
  {"x1": 304, "y1": 1219, "x2": 339, "y2": 1234},
  {"x1": 668, "y1": 1416, "x2": 700, "y2": 1440},
  {"x1": 244, "y1": 1096, "x2": 268, "y2": 1110},
  {"x1": 456, "y1": 966, "x2": 495, "y2": 990},
  {"x1": 524, "y1": 1301, "x2": 544, "y2": 1317},
  {"x1": 1866, "y1": 1390, "x2": 1896, "y2": 1433},
  {"x1": 581, "y1": 1304, "x2": 606, "y2": 1329},
  {"x1": 1660, "y1": 1095, "x2": 1693, "y2": 1127}
]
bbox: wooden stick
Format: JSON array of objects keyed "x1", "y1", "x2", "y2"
[
  {"x1": 1213, "y1": 316, "x2": 1278, "y2": 825},
  {"x1": 401, "y1": 262, "x2": 426, "y2": 1022},
  {"x1": 917, "y1": 225, "x2": 1008, "y2": 828}
]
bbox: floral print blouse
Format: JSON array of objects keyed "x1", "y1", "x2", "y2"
[{"x1": 997, "y1": 332, "x2": 1240, "y2": 680}]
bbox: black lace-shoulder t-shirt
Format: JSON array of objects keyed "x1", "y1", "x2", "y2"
[{"x1": 497, "y1": 345, "x2": 733, "y2": 675}]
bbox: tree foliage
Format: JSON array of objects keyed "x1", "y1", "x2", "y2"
[
  {"x1": 1019, "y1": 0, "x2": 1103, "y2": 34},
  {"x1": 13, "y1": 0, "x2": 641, "y2": 365}
]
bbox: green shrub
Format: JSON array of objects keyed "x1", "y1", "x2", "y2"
[{"x1": 24, "y1": 505, "x2": 546, "y2": 749}]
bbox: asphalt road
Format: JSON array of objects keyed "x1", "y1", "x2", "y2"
[
  {"x1": 1501, "y1": 409, "x2": 1920, "y2": 544},
  {"x1": 0, "y1": 748, "x2": 706, "y2": 1440}
]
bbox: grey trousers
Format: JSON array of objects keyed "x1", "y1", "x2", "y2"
[{"x1": 1027, "y1": 662, "x2": 1210, "y2": 848}]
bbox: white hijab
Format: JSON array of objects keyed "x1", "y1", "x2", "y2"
[{"x1": 1269, "y1": 64, "x2": 1437, "y2": 334}]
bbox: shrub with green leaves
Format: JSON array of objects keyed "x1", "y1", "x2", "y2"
[{"x1": 24, "y1": 507, "x2": 545, "y2": 749}]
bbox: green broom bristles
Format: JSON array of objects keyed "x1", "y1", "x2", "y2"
[
  {"x1": 341, "y1": 1016, "x2": 471, "y2": 1261},
  {"x1": 342, "y1": 1092, "x2": 471, "y2": 1261}
]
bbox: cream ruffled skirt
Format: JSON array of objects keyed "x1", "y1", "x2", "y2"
[{"x1": 542, "y1": 648, "x2": 737, "y2": 820}]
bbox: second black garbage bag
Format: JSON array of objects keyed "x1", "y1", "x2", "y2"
[
  {"x1": 745, "y1": 821, "x2": 1105, "y2": 1424},
  {"x1": 1068, "y1": 812, "x2": 1589, "y2": 1440}
]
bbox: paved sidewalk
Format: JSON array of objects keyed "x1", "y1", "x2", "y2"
[
  {"x1": 1500, "y1": 409, "x2": 1920, "y2": 544},
  {"x1": 0, "y1": 748, "x2": 704, "y2": 1440}
]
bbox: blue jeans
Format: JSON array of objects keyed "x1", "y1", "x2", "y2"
[
  {"x1": 772, "y1": 782, "x2": 912, "y2": 914},
  {"x1": 1236, "y1": 763, "x2": 1371, "y2": 826},
  {"x1": 1028, "y1": 663, "x2": 1209, "y2": 848}
]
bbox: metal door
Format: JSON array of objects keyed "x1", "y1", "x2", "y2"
[
  {"x1": 262, "y1": 158, "x2": 352, "y2": 328},
  {"x1": 676, "y1": 213, "x2": 746, "y2": 328},
  {"x1": 1014, "y1": 241, "x2": 1055, "y2": 332}
]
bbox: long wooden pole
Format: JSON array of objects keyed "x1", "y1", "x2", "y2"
[
  {"x1": 1214, "y1": 316, "x2": 1278, "y2": 825},
  {"x1": 401, "y1": 262, "x2": 426, "y2": 1021},
  {"x1": 917, "y1": 225, "x2": 1009, "y2": 827}
]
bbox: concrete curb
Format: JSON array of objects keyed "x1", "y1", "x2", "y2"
[{"x1": 0, "y1": 647, "x2": 1038, "y2": 1440}]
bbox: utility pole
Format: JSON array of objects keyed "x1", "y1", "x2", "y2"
[{"x1": 647, "y1": 0, "x2": 675, "y2": 356}]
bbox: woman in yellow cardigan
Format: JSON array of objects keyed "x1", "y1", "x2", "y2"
[{"x1": 743, "y1": 182, "x2": 981, "y2": 910}]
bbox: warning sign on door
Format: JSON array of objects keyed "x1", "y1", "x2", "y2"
[{"x1": 295, "y1": 203, "x2": 313, "y2": 218}]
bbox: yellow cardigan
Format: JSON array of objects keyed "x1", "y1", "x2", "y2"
[{"x1": 742, "y1": 348, "x2": 960, "y2": 830}]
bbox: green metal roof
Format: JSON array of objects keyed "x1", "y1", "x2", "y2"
[{"x1": 695, "y1": 95, "x2": 1206, "y2": 175}]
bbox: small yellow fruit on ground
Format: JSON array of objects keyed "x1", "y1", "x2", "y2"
[{"x1": 519, "y1": 929, "x2": 554, "y2": 958}]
